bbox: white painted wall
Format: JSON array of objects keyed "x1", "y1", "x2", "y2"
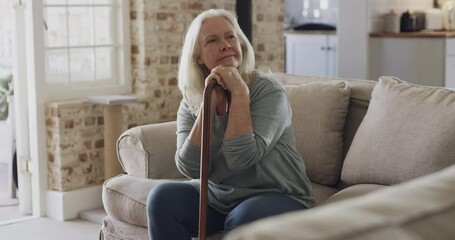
[
  {"x1": 285, "y1": 0, "x2": 338, "y2": 28},
  {"x1": 338, "y1": 0, "x2": 369, "y2": 79},
  {"x1": 369, "y1": 0, "x2": 433, "y2": 33},
  {"x1": 337, "y1": 0, "x2": 433, "y2": 79},
  {"x1": 46, "y1": 185, "x2": 103, "y2": 220}
]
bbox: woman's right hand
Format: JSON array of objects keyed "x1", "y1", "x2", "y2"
[{"x1": 205, "y1": 71, "x2": 228, "y2": 115}]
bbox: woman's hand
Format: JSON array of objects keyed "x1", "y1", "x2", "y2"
[
  {"x1": 205, "y1": 71, "x2": 228, "y2": 115},
  {"x1": 209, "y1": 66, "x2": 252, "y2": 139},
  {"x1": 210, "y1": 66, "x2": 249, "y2": 97}
]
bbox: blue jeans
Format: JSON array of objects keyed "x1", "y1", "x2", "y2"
[{"x1": 146, "y1": 182, "x2": 307, "y2": 240}]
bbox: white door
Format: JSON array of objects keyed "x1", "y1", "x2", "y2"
[
  {"x1": 446, "y1": 39, "x2": 455, "y2": 88},
  {"x1": 11, "y1": 0, "x2": 33, "y2": 215},
  {"x1": 446, "y1": 56, "x2": 455, "y2": 88}
]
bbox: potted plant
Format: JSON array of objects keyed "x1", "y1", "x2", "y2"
[{"x1": 0, "y1": 72, "x2": 13, "y2": 121}]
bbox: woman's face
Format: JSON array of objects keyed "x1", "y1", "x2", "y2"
[{"x1": 197, "y1": 16, "x2": 242, "y2": 70}]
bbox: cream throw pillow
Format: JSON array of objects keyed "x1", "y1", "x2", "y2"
[
  {"x1": 285, "y1": 81, "x2": 350, "y2": 186},
  {"x1": 341, "y1": 76, "x2": 455, "y2": 186}
]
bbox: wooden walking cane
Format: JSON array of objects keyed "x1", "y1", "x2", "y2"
[
  {"x1": 199, "y1": 80, "x2": 218, "y2": 240},
  {"x1": 199, "y1": 80, "x2": 231, "y2": 240}
]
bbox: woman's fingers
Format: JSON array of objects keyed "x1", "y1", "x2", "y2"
[
  {"x1": 212, "y1": 66, "x2": 247, "y2": 95},
  {"x1": 206, "y1": 70, "x2": 227, "y2": 89}
]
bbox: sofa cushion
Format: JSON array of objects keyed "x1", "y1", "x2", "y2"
[
  {"x1": 273, "y1": 72, "x2": 377, "y2": 160},
  {"x1": 310, "y1": 182, "x2": 339, "y2": 205},
  {"x1": 285, "y1": 81, "x2": 351, "y2": 186},
  {"x1": 102, "y1": 178, "x2": 223, "y2": 240},
  {"x1": 102, "y1": 174, "x2": 181, "y2": 227},
  {"x1": 322, "y1": 184, "x2": 386, "y2": 206},
  {"x1": 341, "y1": 76, "x2": 455, "y2": 186},
  {"x1": 225, "y1": 164, "x2": 455, "y2": 240}
]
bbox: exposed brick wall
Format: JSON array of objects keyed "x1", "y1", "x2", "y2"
[
  {"x1": 131, "y1": 0, "x2": 235, "y2": 97},
  {"x1": 46, "y1": 101, "x2": 105, "y2": 191},
  {"x1": 252, "y1": 0, "x2": 285, "y2": 72},
  {"x1": 46, "y1": 0, "x2": 285, "y2": 191}
]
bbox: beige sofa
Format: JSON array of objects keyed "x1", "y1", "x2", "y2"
[{"x1": 101, "y1": 73, "x2": 455, "y2": 240}]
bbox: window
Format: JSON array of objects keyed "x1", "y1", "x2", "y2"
[
  {"x1": 42, "y1": 0, "x2": 130, "y2": 98},
  {"x1": 0, "y1": 0, "x2": 13, "y2": 68}
]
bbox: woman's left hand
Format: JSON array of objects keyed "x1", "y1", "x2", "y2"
[{"x1": 211, "y1": 66, "x2": 249, "y2": 97}]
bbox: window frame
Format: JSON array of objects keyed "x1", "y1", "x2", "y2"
[{"x1": 42, "y1": 0, "x2": 131, "y2": 100}]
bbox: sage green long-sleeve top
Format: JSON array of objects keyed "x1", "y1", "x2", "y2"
[{"x1": 175, "y1": 73, "x2": 315, "y2": 214}]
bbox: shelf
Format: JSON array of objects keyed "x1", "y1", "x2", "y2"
[{"x1": 370, "y1": 31, "x2": 455, "y2": 38}]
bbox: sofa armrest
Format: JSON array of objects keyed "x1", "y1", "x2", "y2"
[
  {"x1": 226, "y1": 164, "x2": 455, "y2": 240},
  {"x1": 116, "y1": 121, "x2": 185, "y2": 179}
]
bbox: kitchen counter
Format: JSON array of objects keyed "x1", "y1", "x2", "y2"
[
  {"x1": 369, "y1": 35, "x2": 455, "y2": 88},
  {"x1": 370, "y1": 31, "x2": 455, "y2": 38}
]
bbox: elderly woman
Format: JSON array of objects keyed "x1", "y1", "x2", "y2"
[{"x1": 146, "y1": 9, "x2": 314, "y2": 240}]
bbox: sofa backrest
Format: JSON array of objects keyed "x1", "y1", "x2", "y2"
[
  {"x1": 277, "y1": 73, "x2": 455, "y2": 191},
  {"x1": 273, "y1": 72, "x2": 376, "y2": 159},
  {"x1": 274, "y1": 73, "x2": 376, "y2": 187}
]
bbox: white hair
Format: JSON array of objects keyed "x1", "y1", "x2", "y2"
[{"x1": 177, "y1": 9, "x2": 256, "y2": 115}]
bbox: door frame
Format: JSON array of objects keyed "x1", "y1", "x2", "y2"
[
  {"x1": 12, "y1": 0, "x2": 49, "y2": 218},
  {"x1": 11, "y1": 0, "x2": 33, "y2": 216},
  {"x1": 24, "y1": 0, "x2": 48, "y2": 217}
]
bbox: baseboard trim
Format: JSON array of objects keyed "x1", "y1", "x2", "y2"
[{"x1": 46, "y1": 184, "x2": 103, "y2": 221}]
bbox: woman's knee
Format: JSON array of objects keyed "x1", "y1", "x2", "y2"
[
  {"x1": 147, "y1": 182, "x2": 194, "y2": 218},
  {"x1": 224, "y1": 200, "x2": 262, "y2": 231},
  {"x1": 148, "y1": 182, "x2": 175, "y2": 204},
  {"x1": 224, "y1": 193, "x2": 306, "y2": 231},
  {"x1": 147, "y1": 183, "x2": 170, "y2": 218}
]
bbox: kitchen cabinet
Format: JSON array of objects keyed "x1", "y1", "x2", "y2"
[
  {"x1": 446, "y1": 56, "x2": 455, "y2": 88},
  {"x1": 285, "y1": 32, "x2": 338, "y2": 77},
  {"x1": 445, "y1": 39, "x2": 455, "y2": 88},
  {"x1": 370, "y1": 36, "x2": 455, "y2": 87}
]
